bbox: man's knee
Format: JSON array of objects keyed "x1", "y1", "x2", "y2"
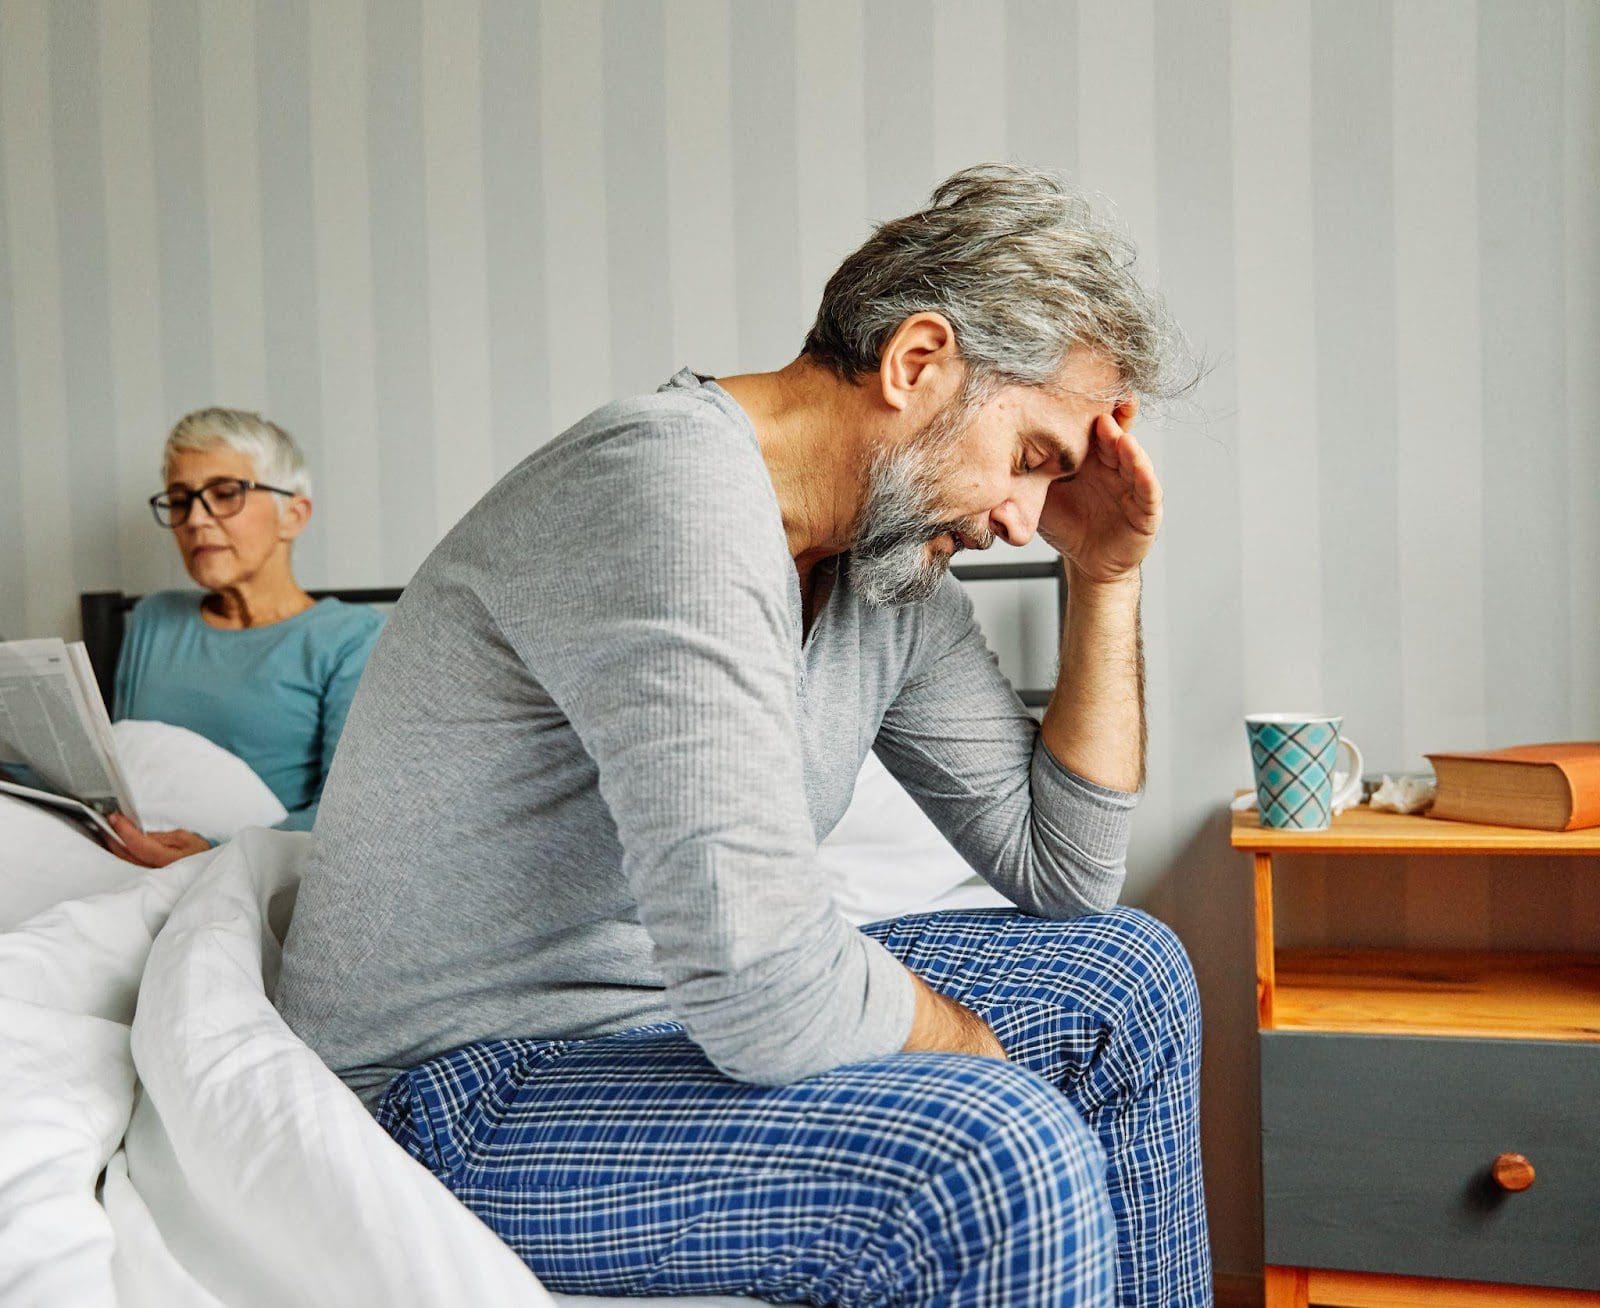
[
  {"x1": 893, "y1": 1055, "x2": 1108, "y2": 1212},
  {"x1": 1100, "y1": 907, "x2": 1199, "y2": 1017},
  {"x1": 872, "y1": 1055, "x2": 1113, "y2": 1293},
  {"x1": 1033, "y1": 906, "x2": 1201, "y2": 1037}
]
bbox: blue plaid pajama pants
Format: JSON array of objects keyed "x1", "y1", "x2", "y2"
[{"x1": 377, "y1": 907, "x2": 1211, "y2": 1306}]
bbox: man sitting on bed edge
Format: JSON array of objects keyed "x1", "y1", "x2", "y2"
[{"x1": 277, "y1": 164, "x2": 1211, "y2": 1306}]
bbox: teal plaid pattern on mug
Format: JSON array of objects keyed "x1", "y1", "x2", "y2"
[{"x1": 1247, "y1": 718, "x2": 1341, "y2": 829}]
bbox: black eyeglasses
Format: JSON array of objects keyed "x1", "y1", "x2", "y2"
[{"x1": 148, "y1": 477, "x2": 296, "y2": 528}]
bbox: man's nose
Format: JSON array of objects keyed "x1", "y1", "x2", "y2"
[
  {"x1": 989, "y1": 481, "x2": 1049, "y2": 547},
  {"x1": 990, "y1": 503, "x2": 1032, "y2": 547}
]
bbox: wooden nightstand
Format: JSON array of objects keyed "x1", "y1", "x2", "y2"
[{"x1": 1231, "y1": 802, "x2": 1600, "y2": 1306}]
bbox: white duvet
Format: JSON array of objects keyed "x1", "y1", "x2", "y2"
[
  {"x1": 0, "y1": 829, "x2": 769, "y2": 1308},
  {"x1": 0, "y1": 737, "x2": 998, "y2": 1306},
  {"x1": 0, "y1": 830, "x2": 562, "y2": 1305}
]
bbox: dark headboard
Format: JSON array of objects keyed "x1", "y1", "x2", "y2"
[{"x1": 79, "y1": 561, "x2": 1065, "y2": 709}]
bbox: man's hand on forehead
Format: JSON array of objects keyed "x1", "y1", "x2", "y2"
[{"x1": 1036, "y1": 399, "x2": 1162, "y2": 586}]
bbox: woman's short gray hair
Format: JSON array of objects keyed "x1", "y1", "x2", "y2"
[
  {"x1": 162, "y1": 407, "x2": 311, "y2": 503},
  {"x1": 803, "y1": 162, "x2": 1201, "y2": 407}
]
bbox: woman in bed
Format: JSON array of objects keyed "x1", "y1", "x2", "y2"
[{"x1": 106, "y1": 408, "x2": 384, "y2": 867}]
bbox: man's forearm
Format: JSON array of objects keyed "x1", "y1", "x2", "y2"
[
  {"x1": 1040, "y1": 562, "x2": 1146, "y2": 794},
  {"x1": 901, "y1": 966, "x2": 1007, "y2": 1061}
]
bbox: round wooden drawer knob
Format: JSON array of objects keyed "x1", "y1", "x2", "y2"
[{"x1": 1492, "y1": 1152, "x2": 1535, "y2": 1192}]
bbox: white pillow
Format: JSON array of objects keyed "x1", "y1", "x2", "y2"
[
  {"x1": 818, "y1": 752, "x2": 984, "y2": 925},
  {"x1": 0, "y1": 723, "x2": 284, "y2": 931},
  {"x1": 0, "y1": 798, "x2": 140, "y2": 931},
  {"x1": 112, "y1": 720, "x2": 287, "y2": 841}
]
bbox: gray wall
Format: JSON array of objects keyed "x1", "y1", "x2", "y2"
[{"x1": 2, "y1": 0, "x2": 1596, "y2": 1283}]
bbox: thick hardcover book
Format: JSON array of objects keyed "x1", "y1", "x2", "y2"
[{"x1": 1424, "y1": 741, "x2": 1600, "y2": 832}]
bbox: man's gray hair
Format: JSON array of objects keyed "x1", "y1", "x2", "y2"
[
  {"x1": 162, "y1": 407, "x2": 312, "y2": 503},
  {"x1": 803, "y1": 162, "x2": 1200, "y2": 406}
]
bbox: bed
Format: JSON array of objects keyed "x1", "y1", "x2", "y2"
[{"x1": 0, "y1": 565, "x2": 1061, "y2": 1305}]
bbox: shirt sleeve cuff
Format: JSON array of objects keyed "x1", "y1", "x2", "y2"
[
  {"x1": 1032, "y1": 740, "x2": 1139, "y2": 870},
  {"x1": 852, "y1": 928, "x2": 918, "y2": 1062}
]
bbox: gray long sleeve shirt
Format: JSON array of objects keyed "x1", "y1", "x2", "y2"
[{"x1": 275, "y1": 368, "x2": 1140, "y2": 1109}]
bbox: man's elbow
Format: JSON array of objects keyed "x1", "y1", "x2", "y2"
[
  {"x1": 663, "y1": 934, "x2": 915, "y2": 1086},
  {"x1": 1014, "y1": 852, "x2": 1127, "y2": 919},
  {"x1": 676, "y1": 1001, "x2": 852, "y2": 1087},
  {"x1": 695, "y1": 1035, "x2": 819, "y2": 1088}
]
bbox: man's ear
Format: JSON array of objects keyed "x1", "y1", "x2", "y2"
[
  {"x1": 876, "y1": 312, "x2": 959, "y2": 415},
  {"x1": 279, "y1": 495, "x2": 313, "y2": 542}
]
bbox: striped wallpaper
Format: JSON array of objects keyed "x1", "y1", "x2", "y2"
[{"x1": 2, "y1": 0, "x2": 1596, "y2": 1281}]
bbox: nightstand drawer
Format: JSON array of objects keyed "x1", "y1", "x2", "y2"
[{"x1": 1261, "y1": 1032, "x2": 1600, "y2": 1291}]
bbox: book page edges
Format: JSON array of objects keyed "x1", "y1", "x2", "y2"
[{"x1": 1425, "y1": 747, "x2": 1600, "y2": 831}]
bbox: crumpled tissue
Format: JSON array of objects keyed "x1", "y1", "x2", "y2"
[{"x1": 1367, "y1": 772, "x2": 1436, "y2": 815}]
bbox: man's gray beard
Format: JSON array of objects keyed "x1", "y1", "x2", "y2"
[{"x1": 849, "y1": 401, "x2": 981, "y2": 609}]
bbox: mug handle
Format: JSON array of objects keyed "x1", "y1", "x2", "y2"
[{"x1": 1332, "y1": 735, "x2": 1364, "y2": 811}]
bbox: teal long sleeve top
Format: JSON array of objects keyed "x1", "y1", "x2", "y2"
[{"x1": 112, "y1": 591, "x2": 385, "y2": 832}]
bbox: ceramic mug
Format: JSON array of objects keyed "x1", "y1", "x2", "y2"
[{"x1": 1245, "y1": 713, "x2": 1363, "y2": 830}]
